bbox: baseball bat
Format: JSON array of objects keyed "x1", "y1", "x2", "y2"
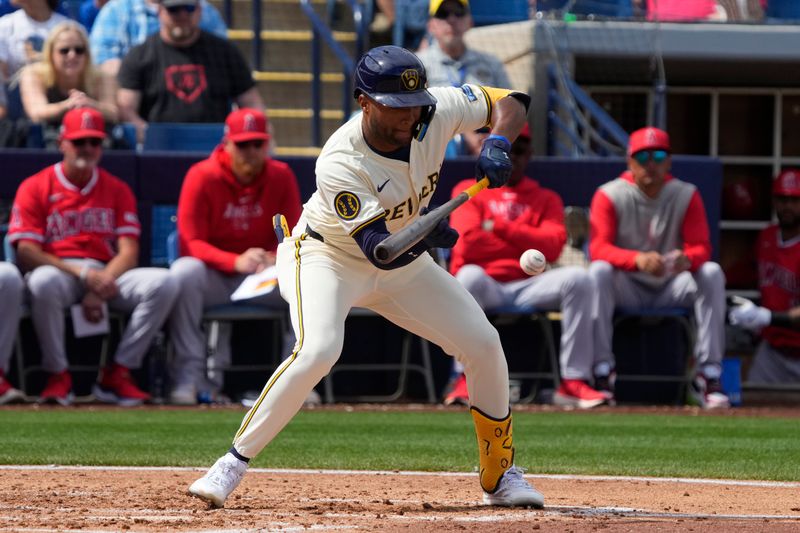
[{"x1": 374, "y1": 177, "x2": 490, "y2": 264}]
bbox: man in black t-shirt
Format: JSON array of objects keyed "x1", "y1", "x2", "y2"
[{"x1": 117, "y1": 0, "x2": 264, "y2": 142}]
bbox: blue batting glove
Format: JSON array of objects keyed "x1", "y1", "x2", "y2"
[{"x1": 476, "y1": 134, "x2": 512, "y2": 189}]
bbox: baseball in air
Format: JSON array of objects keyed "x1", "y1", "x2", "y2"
[{"x1": 520, "y1": 249, "x2": 546, "y2": 276}]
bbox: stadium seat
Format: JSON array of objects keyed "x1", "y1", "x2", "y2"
[
  {"x1": 485, "y1": 304, "x2": 561, "y2": 403},
  {"x1": 469, "y1": 0, "x2": 529, "y2": 26},
  {"x1": 765, "y1": 0, "x2": 800, "y2": 20},
  {"x1": 142, "y1": 123, "x2": 224, "y2": 153},
  {"x1": 166, "y1": 230, "x2": 289, "y2": 388},
  {"x1": 612, "y1": 306, "x2": 696, "y2": 404}
]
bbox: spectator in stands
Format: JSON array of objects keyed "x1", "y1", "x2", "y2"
[
  {"x1": 0, "y1": 0, "x2": 70, "y2": 82},
  {"x1": 168, "y1": 108, "x2": 302, "y2": 405},
  {"x1": 77, "y1": 0, "x2": 109, "y2": 31},
  {"x1": 417, "y1": 0, "x2": 510, "y2": 156},
  {"x1": 8, "y1": 107, "x2": 178, "y2": 406},
  {"x1": 89, "y1": 0, "x2": 226, "y2": 76},
  {"x1": 728, "y1": 169, "x2": 800, "y2": 384},
  {"x1": 0, "y1": 263, "x2": 24, "y2": 404},
  {"x1": 444, "y1": 124, "x2": 608, "y2": 408},
  {"x1": 370, "y1": 0, "x2": 429, "y2": 50},
  {"x1": 636, "y1": 0, "x2": 728, "y2": 21},
  {"x1": 588, "y1": 126, "x2": 729, "y2": 409},
  {"x1": 116, "y1": 0, "x2": 261, "y2": 144},
  {"x1": 19, "y1": 21, "x2": 118, "y2": 147}
]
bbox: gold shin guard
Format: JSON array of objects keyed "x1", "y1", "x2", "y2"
[{"x1": 470, "y1": 406, "x2": 514, "y2": 493}]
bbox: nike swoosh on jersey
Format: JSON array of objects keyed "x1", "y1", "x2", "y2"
[{"x1": 377, "y1": 179, "x2": 391, "y2": 192}]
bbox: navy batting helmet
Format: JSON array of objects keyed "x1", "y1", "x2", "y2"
[{"x1": 353, "y1": 45, "x2": 437, "y2": 109}]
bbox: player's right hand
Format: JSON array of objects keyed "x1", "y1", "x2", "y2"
[
  {"x1": 420, "y1": 207, "x2": 459, "y2": 249},
  {"x1": 635, "y1": 251, "x2": 665, "y2": 276},
  {"x1": 476, "y1": 134, "x2": 512, "y2": 189}
]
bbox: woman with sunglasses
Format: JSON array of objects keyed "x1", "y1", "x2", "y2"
[{"x1": 19, "y1": 21, "x2": 117, "y2": 146}]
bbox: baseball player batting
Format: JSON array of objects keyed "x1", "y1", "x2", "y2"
[{"x1": 189, "y1": 45, "x2": 542, "y2": 508}]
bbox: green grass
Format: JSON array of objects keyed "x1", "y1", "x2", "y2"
[{"x1": 1, "y1": 408, "x2": 798, "y2": 481}]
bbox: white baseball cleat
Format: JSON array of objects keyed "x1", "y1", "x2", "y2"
[
  {"x1": 188, "y1": 453, "x2": 248, "y2": 508},
  {"x1": 482, "y1": 466, "x2": 545, "y2": 508}
]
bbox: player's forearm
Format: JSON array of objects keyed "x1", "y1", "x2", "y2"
[{"x1": 16, "y1": 242, "x2": 82, "y2": 278}]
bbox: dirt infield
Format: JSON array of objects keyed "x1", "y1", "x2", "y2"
[{"x1": 1, "y1": 466, "x2": 799, "y2": 532}]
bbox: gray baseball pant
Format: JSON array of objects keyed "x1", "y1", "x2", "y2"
[
  {"x1": 748, "y1": 340, "x2": 800, "y2": 384},
  {"x1": 455, "y1": 264, "x2": 596, "y2": 380},
  {"x1": 589, "y1": 260, "x2": 726, "y2": 376},
  {"x1": 26, "y1": 259, "x2": 179, "y2": 373},
  {"x1": 0, "y1": 263, "x2": 23, "y2": 374},
  {"x1": 169, "y1": 256, "x2": 294, "y2": 393}
]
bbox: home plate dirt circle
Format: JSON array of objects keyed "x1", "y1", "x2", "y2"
[{"x1": 0, "y1": 466, "x2": 798, "y2": 532}]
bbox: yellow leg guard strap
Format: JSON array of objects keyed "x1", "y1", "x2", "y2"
[{"x1": 470, "y1": 406, "x2": 514, "y2": 493}]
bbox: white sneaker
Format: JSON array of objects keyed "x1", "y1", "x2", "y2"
[
  {"x1": 304, "y1": 389, "x2": 322, "y2": 407},
  {"x1": 169, "y1": 383, "x2": 197, "y2": 406},
  {"x1": 188, "y1": 453, "x2": 248, "y2": 508},
  {"x1": 482, "y1": 465, "x2": 544, "y2": 508}
]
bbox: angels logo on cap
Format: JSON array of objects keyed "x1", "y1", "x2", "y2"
[
  {"x1": 60, "y1": 107, "x2": 106, "y2": 140},
  {"x1": 225, "y1": 108, "x2": 270, "y2": 143},
  {"x1": 774, "y1": 169, "x2": 800, "y2": 197}
]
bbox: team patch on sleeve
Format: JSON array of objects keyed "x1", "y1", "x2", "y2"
[
  {"x1": 334, "y1": 191, "x2": 361, "y2": 220},
  {"x1": 460, "y1": 84, "x2": 478, "y2": 102}
]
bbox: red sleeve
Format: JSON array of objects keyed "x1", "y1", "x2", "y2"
[
  {"x1": 681, "y1": 190, "x2": 712, "y2": 270},
  {"x1": 449, "y1": 181, "x2": 519, "y2": 273},
  {"x1": 113, "y1": 178, "x2": 141, "y2": 240},
  {"x1": 588, "y1": 189, "x2": 638, "y2": 270},
  {"x1": 491, "y1": 190, "x2": 566, "y2": 261},
  {"x1": 177, "y1": 164, "x2": 238, "y2": 272},
  {"x1": 8, "y1": 174, "x2": 46, "y2": 246}
]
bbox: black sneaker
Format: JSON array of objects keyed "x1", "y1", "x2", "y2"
[
  {"x1": 689, "y1": 374, "x2": 730, "y2": 409},
  {"x1": 593, "y1": 371, "x2": 616, "y2": 405}
]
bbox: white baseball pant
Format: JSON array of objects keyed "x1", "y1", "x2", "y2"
[
  {"x1": 25, "y1": 259, "x2": 178, "y2": 373},
  {"x1": 0, "y1": 262, "x2": 23, "y2": 374},
  {"x1": 748, "y1": 340, "x2": 800, "y2": 384},
  {"x1": 589, "y1": 260, "x2": 726, "y2": 376},
  {"x1": 169, "y1": 256, "x2": 294, "y2": 393},
  {"x1": 231, "y1": 235, "x2": 508, "y2": 458},
  {"x1": 456, "y1": 264, "x2": 596, "y2": 380}
]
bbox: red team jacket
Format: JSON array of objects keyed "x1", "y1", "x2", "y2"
[
  {"x1": 589, "y1": 172, "x2": 711, "y2": 272},
  {"x1": 448, "y1": 176, "x2": 567, "y2": 282},
  {"x1": 9, "y1": 163, "x2": 141, "y2": 262},
  {"x1": 757, "y1": 225, "x2": 800, "y2": 352},
  {"x1": 177, "y1": 146, "x2": 302, "y2": 274}
]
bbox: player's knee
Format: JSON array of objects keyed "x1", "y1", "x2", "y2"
[
  {"x1": 26, "y1": 265, "x2": 64, "y2": 298},
  {"x1": 698, "y1": 261, "x2": 725, "y2": 288},
  {"x1": 295, "y1": 332, "x2": 343, "y2": 373},
  {"x1": 562, "y1": 266, "x2": 594, "y2": 296},
  {"x1": 455, "y1": 264, "x2": 488, "y2": 292},
  {"x1": 170, "y1": 256, "x2": 207, "y2": 289},
  {"x1": 0, "y1": 264, "x2": 23, "y2": 298},
  {"x1": 148, "y1": 268, "x2": 180, "y2": 304},
  {"x1": 588, "y1": 260, "x2": 613, "y2": 284}
]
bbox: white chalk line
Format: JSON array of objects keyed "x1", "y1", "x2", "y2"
[
  {"x1": 1, "y1": 463, "x2": 798, "y2": 488},
  {"x1": 1, "y1": 465, "x2": 798, "y2": 532}
]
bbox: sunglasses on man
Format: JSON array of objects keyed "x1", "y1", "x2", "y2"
[
  {"x1": 234, "y1": 139, "x2": 266, "y2": 150},
  {"x1": 166, "y1": 4, "x2": 196, "y2": 14},
  {"x1": 71, "y1": 138, "x2": 103, "y2": 148},
  {"x1": 632, "y1": 149, "x2": 668, "y2": 165},
  {"x1": 434, "y1": 6, "x2": 467, "y2": 19}
]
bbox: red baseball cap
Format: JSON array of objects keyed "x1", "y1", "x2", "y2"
[
  {"x1": 773, "y1": 169, "x2": 800, "y2": 197},
  {"x1": 60, "y1": 107, "x2": 106, "y2": 140},
  {"x1": 627, "y1": 127, "x2": 670, "y2": 156},
  {"x1": 225, "y1": 108, "x2": 270, "y2": 142}
]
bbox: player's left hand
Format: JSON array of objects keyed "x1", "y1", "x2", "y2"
[
  {"x1": 420, "y1": 206, "x2": 459, "y2": 249},
  {"x1": 728, "y1": 296, "x2": 771, "y2": 331},
  {"x1": 85, "y1": 269, "x2": 119, "y2": 300},
  {"x1": 81, "y1": 291, "x2": 106, "y2": 323},
  {"x1": 476, "y1": 134, "x2": 512, "y2": 189}
]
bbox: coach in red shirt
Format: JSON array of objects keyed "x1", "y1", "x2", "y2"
[
  {"x1": 168, "y1": 108, "x2": 302, "y2": 405},
  {"x1": 8, "y1": 107, "x2": 178, "y2": 406},
  {"x1": 588, "y1": 126, "x2": 729, "y2": 409}
]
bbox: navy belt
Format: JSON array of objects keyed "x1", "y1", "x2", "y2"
[{"x1": 306, "y1": 225, "x2": 324, "y2": 242}]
